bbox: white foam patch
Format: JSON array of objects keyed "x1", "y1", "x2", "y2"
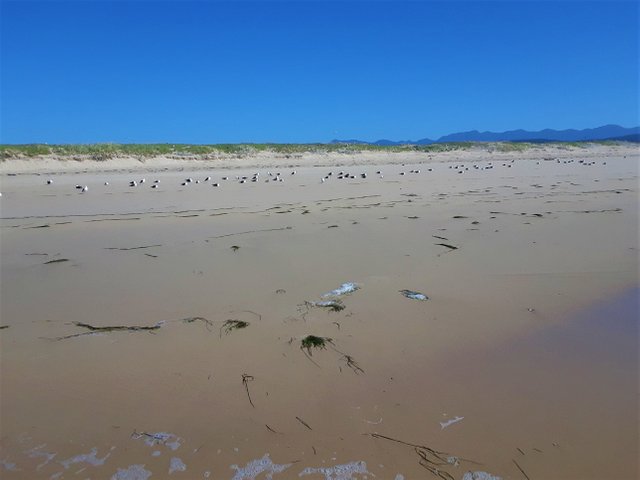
[
  {"x1": 1, "y1": 458, "x2": 19, "y2": 471},
  {"x1": 169, "y1": 457, "x2": 187, "y2": 474},
  {"x1": 394, "y1": 475, "x2": 404, "y2": 480},
  {"x1": 231, "y1": 454, "x2": 292, "y2": 480},
  {"x1": 152, "y1": 451, "x2": 161, "y2": 457},
  {"x1": 111, "y1": 464, "x2": 153, "y2": 480},
  {"x1": 60, "y1": 447, "x2": 111, "y2": 469},
  {"x1": 462, "y1": 472, "x2": 502, "y2": 480},
  {"x1": 322, "y1": 282, "x2": 360, "y2": 297},
  {"x1": 440, "y1": 416, "x2": 464, "y2": 430},
  {"x1": 132, "y1": 431, "x2": 182, "y2": 451},
  {"x1": 299, "y1": 461, "x2": 371, "y2": 479},
  {"x1": 26, "y1": 445, "x2": 57, "y2": 470}
]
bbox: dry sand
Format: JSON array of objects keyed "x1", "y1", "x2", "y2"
[{"x1": 0, "y1": 146, "x2": 638, "y2": 479}]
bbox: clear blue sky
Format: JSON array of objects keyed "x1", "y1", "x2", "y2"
[{"x1": 1, "y1": 1, "x2": 638, "y2": 143}]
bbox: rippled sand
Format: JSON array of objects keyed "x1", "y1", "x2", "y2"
[{"x1": 0, "y1": 152, "x2": 637, "y2": 479}]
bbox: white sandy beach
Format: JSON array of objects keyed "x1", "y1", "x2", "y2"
[{"x1": 0, "y1": 145, "x2": 638, "y2": 479}]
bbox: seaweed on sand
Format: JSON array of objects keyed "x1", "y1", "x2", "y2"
[
  {"x1": 220, "y1": 319, "x2": 250, "y2": 337},
  {"x1": 242, "y1": 373, "x2": 255, "y2": 408},
  {"x1": 105, "y1": 244, "x2": 161, "y2": 251},
  {"x1": 435, "y1": 243, "x2": 458, "y2": 250},
  {"x1": 72, "y1": 321, "x2": 161, "y2": 332},
  {"x1": 512, "y1": 460, "x2": 531, "y2": 480},
  {"x1": 295, "y1": 416, "x2": 313, "y2": 430},
  {"x1": 367, "y1": 433, "x2": 483, "y2": 479},
  {"x1": 182, "y1": 316, "x2": 214, "y2": 331},
  {"x1": 51, "y1": 321, "x2": 162, "y2": 340},
  {"x1": 297, "y1": 333, "x2": 365, "y2": 374},
  {"x1": 44, "y1": 258, "x2": 69, "y2": 264},
  {"x1": 341, "y1": 355, "x2": 365, "y2": 374},
  {"x1": 307, "y1": 300, "x2": 345, "y2": 312},
  {"x1": 300, "y1": 335, "x2": 332, "y2": 355}
]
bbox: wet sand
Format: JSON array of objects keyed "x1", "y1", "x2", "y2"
[{"x1": 0, "y1": 150, "x2": 638, "y2": 479}]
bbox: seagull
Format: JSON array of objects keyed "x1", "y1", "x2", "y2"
[
  {"x1": 212, "y1": 183, "x2": 220, "y2": 187},
  {"x1": 81, "y1": 186, "x2": 88, "y2": 193},
  {"x1": 46, "y1": 179, "x2": 53, "y2": 185},
  {"x1": 204, "y1": 176, "x2": 211, "y2": 182},
  {"x1": 130, "y1": 181, "x2": 137, "y2": 187},
  {"x1": 140, "y1": 178, "x2": 145, "y2": 183},
  {"x1": 104, "y1": 182, "x2": 109, "y2": 186}
]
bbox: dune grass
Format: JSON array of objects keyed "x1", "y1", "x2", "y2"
[{"x1": 0, "y1": 140, "x2": 614, "y2": 160}]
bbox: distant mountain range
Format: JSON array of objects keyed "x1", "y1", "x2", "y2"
[{"x1": 331, "y1": 124, "x2": 640, "y2": 145}]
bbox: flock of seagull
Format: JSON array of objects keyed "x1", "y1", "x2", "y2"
[
  {"x1": 0, "y1": 158, "x2": 607, "y2": 198},
  {"x1": 47, "y1": 162, "x2": 510, "y2": 193}
]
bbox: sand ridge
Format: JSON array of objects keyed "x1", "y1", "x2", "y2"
[{"x1": 0, "y1": 143, "x2": 637, "y2": 175}]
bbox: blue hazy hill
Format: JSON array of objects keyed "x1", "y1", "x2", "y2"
[{"x1": 331, "y1": 125, "x2": 639, "y2": 145}]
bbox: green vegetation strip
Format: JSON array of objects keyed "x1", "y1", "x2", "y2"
[{"x1": 0, "y1": 141, "x2": 600, "y2": 160}]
